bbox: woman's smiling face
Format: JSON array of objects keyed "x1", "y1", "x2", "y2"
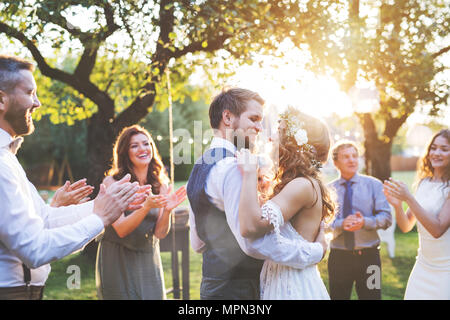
[
  {"x1": 428, "y1": 135, "x2": 450, "y2": 171},
  {"x1": 128, "y1": 133, "x2": 153, "y2": 167}
]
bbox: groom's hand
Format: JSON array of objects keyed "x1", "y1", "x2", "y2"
[{"x1": 315, "y1": 222, "x2": 329, "y2": 260}]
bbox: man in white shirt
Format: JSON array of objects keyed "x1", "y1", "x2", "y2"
[
  {"x1": 0, "y1": 55, "x2": 142, "y2": 299},
  {"x1": 187, "y1": 88, "x2": 327, "y2": 299}
]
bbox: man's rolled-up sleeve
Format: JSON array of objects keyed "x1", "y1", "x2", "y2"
[
  {"x1": 0, "y1": 170, "x2": 104, "y2": 269},
  {"x1": 363, "y1": 181, "x2": 392, "y2": 231}
]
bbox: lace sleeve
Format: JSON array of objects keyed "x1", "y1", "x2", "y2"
[{"x1": 261, "y1": 200, "x2": 284, "y2": 234}]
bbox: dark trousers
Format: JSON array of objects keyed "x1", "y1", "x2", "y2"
[
  {"x1": 200, "y1": 277, "x2": 260, "y2": 300},
  {"x1": 328, "y1": 248, "x2": 381, "y2": 300},
  {"x1": 0, "y1": 286, "x2": 45, "y2": 300}
]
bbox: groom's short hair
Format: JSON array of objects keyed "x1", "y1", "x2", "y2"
[{"x1": 209, "y1": 87, "x2": 264, "y2": 129}]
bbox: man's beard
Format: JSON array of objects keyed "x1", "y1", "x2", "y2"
[{"x1": 4, "y1": 99, "x2": 34, "y2": 136}]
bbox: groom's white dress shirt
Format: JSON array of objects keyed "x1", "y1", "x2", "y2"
[
  {"x1": 189, "y1": 137, "x2": 324, "y2": 269},
  {"x1": 0, "y1": 128, "x2": 104, "y2": 287}
]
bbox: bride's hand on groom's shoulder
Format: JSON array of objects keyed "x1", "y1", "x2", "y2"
[{"x1": 236, "y1": 149, "x2": 258, "y2": 175}]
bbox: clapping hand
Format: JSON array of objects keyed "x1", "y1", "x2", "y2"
[
  {"x1": 141, "y1": 184, "x2": 168, "y2": 210},
  {"x1": 162, "y1": 185, "x2": 187, "y2": 212},
  {"x1": 343, "y1": 212, "x2": 364, "y2": 231},
  {"x1": 383, "y1": 178, "x2": 412, "y2": 203},
  {"x1": 50, "y1": 178, "x2": 94, "y2": 207},
  {"x1": 127, "y1": 184, "x2": 157, "y2": 211},
  {"x1": 94, "y1": 174, "x2": 141, "y2": 226}
]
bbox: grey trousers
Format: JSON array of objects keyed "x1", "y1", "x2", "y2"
[
  {"x1": 200, "y1": 277, "x2": 260, "y2": 300},
  {"x1": 0, "y1": 286, "x2": 44, "y2": 300}
]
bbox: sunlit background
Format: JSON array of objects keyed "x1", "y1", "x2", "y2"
[{"x1": 1, "y1": 1, "x2": 448, "y2": 158}]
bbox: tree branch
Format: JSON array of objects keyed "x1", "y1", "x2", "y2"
[
  {"x1": 0, "y1": 22, "x2": 114, "y2": 117},
  {"x1": 172, "y1": 34, "x2": 230, "y2": 59},
  {"x1": 114, "y1": 83, "x2": 157, "y2": 131},
  {"x1": 73, "y1": 3, "x2": 120, "y2": 80},
  {"x1": 384, "y1": 113, "x2": 409, "y2": 139},
  {"x1": 113, "y1": 0, "x2": 176, "y2": 129},
  {"x1": 431, "y1": 45, "x2": 450, "y2": 59},
  {"x1": 0, "y1": 22, "x2": 74, "y2": 84}
]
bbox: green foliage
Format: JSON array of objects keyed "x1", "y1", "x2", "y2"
[
  {"x1": 141, "y1": 91, "x2": 211, "y2": 180},
  {"x1": 33, "y1": 61, "x2": 96, "y2": 124},
  {"x1": 18, "y1": 115, "x2": 88, "y2": 182},
  {"x1": 321, "y1": 0, "x2": 449, "y2": 126},
  {"x1": 2, "y1": 0, "x2": 447, "y2": 184},
  {"x1": 44, "y1": 230, "x2": 419, "y2": 300},
  {"x1": 0, "y1": 0, "x2": 340, "y2": 125}
]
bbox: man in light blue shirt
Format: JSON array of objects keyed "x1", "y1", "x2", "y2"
[{"x1": 327, "y1": 140, "x2": 392, "y2": 300}]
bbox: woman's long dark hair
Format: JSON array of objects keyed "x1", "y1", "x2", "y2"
[{"x1": 107, "y1": 125, "x2": 168, "y2": 194}]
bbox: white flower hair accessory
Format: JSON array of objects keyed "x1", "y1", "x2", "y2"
[
  {"x1": 294, "y1": 128, "x2": 308, "y2": 146},
  {"x1": 279, "y1": 110, "x2": 308, "y2": 147},
  {"x1": 279, "y1": 107, "x2": 322, "y2": 170}
]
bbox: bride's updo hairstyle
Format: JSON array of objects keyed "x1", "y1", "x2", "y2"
[{"x1": 271, "y1": 107, "x2": 335, "y2": 223}]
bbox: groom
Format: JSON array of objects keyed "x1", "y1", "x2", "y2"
[{"x1": 187, "y1": 88, "x2": 327, "y2": 300}]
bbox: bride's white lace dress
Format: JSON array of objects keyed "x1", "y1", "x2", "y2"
[{"x1": 259, "y1": 201, "x2": 330, "y2": 300}]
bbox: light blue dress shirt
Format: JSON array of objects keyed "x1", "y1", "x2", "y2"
[{"x1": 328, "y1": 173, "x2": 392, "y2": 250}]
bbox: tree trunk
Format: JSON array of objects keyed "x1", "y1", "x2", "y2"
[
  {"x1": 86, "y1": 114, "x2": 115, "y2": 191},
  {"x1": 363, "y1": 137, "x2": 392, "y2": 183},
  {"x1": 82, "y1": 113, "x2": 115, "y2": 260},
  {"x1": 359, "y1": 113, "x2": 393, "y2": 182}
]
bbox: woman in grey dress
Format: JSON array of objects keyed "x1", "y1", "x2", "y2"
[{"x1": 96, "y1": 125, "x2": 187, "y2": 300}]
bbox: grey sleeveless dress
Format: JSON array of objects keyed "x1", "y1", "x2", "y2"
[{"x1": 95, "y1": 208, "x2": 166, "y2": 300}]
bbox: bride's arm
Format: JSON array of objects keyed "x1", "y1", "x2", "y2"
[
  {"x1": 238, "y1": 168, "x2": 272, "y2": 238},
  {"x1": 237, "y1": 150, "x2": 316, "y2": 238}
]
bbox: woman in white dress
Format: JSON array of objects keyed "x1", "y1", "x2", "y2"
[
  {"x1": 236, "y1": 108, "x2": 335, "y2": 300},
  {"x1": 383, "y1": 129, "x2": 450, "y2": 300}
]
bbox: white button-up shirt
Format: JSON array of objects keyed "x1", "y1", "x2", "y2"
[
  {"x1": 189, "y1": 137, "x2": 323, "y2": 269},
  {"x1": 0, "y1": 128, "x2": 104, "y2": 287}
]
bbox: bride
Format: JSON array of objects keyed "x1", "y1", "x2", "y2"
[{"x1": 236, "y1": 107, "x2": 335, "y2": 300}]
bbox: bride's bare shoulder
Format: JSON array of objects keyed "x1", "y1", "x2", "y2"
[
  {"x1": 276, "y1": 177, "x2": 317, "y2": 203},
  {"x1": 287, "y1": 177, "x2": 317, "y2": 192}
]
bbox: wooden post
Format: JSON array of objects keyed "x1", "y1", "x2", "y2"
[{"x1": 166, "y1": 68, "x2": 180, "y2": 299}]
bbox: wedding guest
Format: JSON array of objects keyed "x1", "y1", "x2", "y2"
[
  {"x1": 96, "y1": 125, "x2": 186, "y2": 300},
  {"x1": 327, "y1": 140, "x2": 392, "y2": 300},
  {"x1": 383, "y1": 129, "x2": 449, "y2": 299},
  {"x1": 0, "y1": 55, "x2": 141, "y2": 300}
]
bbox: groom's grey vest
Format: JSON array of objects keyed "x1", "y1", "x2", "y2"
[{"x1": 187, "y1": 148, "x2": 263, "y2": 299}]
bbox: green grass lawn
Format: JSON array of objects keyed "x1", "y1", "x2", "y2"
[
  {"x1": 43, "y1": 230, "x2": 418, "y2": 300},
  {"x1": 43, "y1": 171, "x2": 419, "y2": 300}
]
